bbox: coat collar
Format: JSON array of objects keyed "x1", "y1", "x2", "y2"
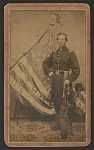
[{"x1": 58, "y1": 45, "x2": 69, "y2": 51}]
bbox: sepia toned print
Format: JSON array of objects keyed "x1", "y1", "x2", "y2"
[{"x1": 4, "y1": 3, "x2": 91, "y2": 147}]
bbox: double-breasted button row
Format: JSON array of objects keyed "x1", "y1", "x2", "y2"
[{"x1": 57, "y1": 50, "x2": 61, "y2": 69}]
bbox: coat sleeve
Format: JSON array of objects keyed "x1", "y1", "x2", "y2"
[
  {"x1": 43, "y1": 53, "x2": 53, "y2": 75},
  {"x1": 68, "y1": 51, "x2": 80, "y2": 82}
]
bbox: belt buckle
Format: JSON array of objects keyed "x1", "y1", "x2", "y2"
[{"x1": 56, "y1": 70, "x2": 59, "y2": 75}]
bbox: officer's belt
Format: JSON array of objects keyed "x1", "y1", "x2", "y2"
[{"x1": 54, "y1": 70, "x2": 68, "y2": 75}]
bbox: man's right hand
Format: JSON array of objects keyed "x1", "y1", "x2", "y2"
[{"x1": 49, "y1": 72, "x2": 53, "y2": 77}]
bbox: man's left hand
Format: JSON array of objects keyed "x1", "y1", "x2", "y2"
[{"x1": 64, "y1": 80, "x2": 70, "y2": 85}]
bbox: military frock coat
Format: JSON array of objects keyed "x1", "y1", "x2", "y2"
[
  {"x1": 43, "y1": 46, "x2": 80, "y2": 113},
  {"x1": 43, "y1": 46, "x2": 80, "y2": 82}
]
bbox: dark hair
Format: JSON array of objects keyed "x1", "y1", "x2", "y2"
[{"x1": 57, "y1": 32, "x2": 68, "y2": 41}]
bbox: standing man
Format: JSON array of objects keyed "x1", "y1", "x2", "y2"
[{"x1": 43, "y1": 32, "x2": 80, "y2": 139}]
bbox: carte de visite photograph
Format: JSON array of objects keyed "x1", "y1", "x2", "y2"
[{"x1": 4, "y1": 3, "x2": 91, "y2": 147}]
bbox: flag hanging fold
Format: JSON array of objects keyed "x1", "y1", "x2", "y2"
[{"x1": 10, "y1": 22, "x2": 56, "y2": 116}]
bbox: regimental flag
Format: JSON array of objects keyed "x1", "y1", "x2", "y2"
[
  {"x1": 10, "y1": 20, "x2": 58, "y2": 116},
  {"x1": 10, "y1": 13, "x2": 63, "y2": 116}
]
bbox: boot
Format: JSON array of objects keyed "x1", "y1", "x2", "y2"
[
  {"x1": 51, "y1": 124, "x2": 60, "y2": 131},
  {"x1": 51, "y1": 112, "x2": 60, "y2": 131}
]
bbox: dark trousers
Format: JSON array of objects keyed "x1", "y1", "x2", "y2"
[
  {"x1": 51, "y1": 73, "x2": 64, "y2": 113},
  {"x1": 51, "y1": 73, "x2": 71, "y2": 132}
]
